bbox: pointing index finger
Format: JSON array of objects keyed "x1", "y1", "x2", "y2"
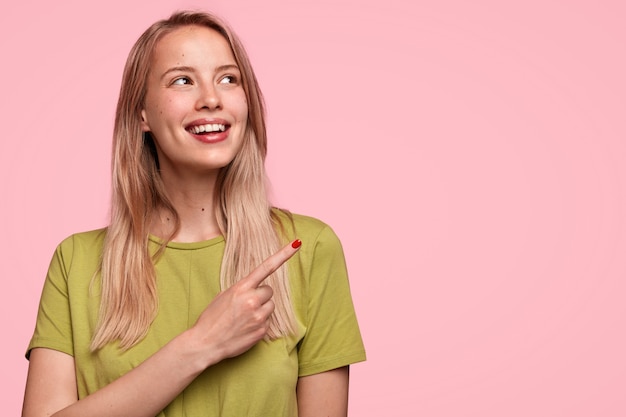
[{"x1": 243, "y1": 239, "x2": 302, "y2": 289}]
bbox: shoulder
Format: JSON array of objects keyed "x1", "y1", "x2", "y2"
[
  {"x1": 56, "y1": 228, "x2": 107, "y2": 252},
  {"x1": 52, "y1": 228, "x2": 107, "y2": 270},
  {"x1": 37, "y1": 228, "x2": 107, "y2": 294},
  {"x1": 272, "y1": 209, "x2": 346, "y2": 268},
  {"x1": 272, "y1": 209, "x2": 341, "y2": 244}
]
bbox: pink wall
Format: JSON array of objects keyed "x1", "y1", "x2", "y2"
[{"x1": 3, "y1": 0, "x2": 625, "y2": 415}]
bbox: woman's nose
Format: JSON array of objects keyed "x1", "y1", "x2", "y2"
[{"x1": 197, "y1": 84, "x2": 221, "y2": 110}]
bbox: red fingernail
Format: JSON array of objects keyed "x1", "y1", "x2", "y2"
[{"x1": 291, "y1": 239, "x2": 302, "y2": 249}]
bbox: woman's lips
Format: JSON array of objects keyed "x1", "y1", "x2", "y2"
[{"x1": 185, "y1": 120, "x2": 231, "y2": 143}]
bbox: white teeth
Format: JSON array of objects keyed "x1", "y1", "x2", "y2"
[{"x1": 189, "y1": 123, "x2": 226, "y2": 134}]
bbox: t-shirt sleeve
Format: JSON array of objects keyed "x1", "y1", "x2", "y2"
[
  {"x1": 297, "y1": 225, "x2": 366, "y2": 376},
  {"x1": 26, "y1": 236, "x2": 75, "y2": 359}
]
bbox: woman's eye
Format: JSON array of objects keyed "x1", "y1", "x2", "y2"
[
  {"x1": 172, "y1": 77, "x2": 191, "y2": 85},
  {"x1": 219, "y1": 75, "x2": 236, "y2": 84}
]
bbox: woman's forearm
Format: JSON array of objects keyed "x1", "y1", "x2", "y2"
[{"x1": 24, "y1": 329, "x2": 218, "y2": 417}]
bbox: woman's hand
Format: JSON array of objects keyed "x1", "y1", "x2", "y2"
[{"x1": 187, "y1": 239, "x2": 302, "y2": 364}]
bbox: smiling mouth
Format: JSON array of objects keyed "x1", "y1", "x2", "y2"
[{"x1": 186, "y1": 123, "x2": 229, "y2": 134}]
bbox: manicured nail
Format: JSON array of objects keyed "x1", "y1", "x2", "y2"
[{"x1": 291, "y1": 239, "x2": 302, "y2": 249}]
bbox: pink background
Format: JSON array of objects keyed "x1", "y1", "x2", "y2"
[{"x1": 2, "y1": 0, "x2": 625, "y2": 415}]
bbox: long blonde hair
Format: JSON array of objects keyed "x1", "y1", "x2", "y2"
[{"x1": 91, "y1": 11, "x2": 296, "y2": 351}]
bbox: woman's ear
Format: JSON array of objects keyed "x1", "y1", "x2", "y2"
[{"x1": 140, "y1": 109, "x2": 150, "y2": 132}]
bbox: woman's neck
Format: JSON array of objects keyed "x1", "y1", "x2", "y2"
[{"x1": 152, "y1": 171, "x2": 222, "y2": 243}]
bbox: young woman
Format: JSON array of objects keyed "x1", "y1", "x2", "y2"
[{"x1": 22, "y1": 11, "x2": 365, "y2": 417}]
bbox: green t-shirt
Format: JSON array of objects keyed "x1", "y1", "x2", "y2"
[{"x1": 27, "y1": 213, "x2": 365, "y2": 416}]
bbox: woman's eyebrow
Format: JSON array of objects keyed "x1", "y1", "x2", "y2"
[
  {"x1": 215, "y1": 64, "x2": 240, "y2": 73},
  {"x1": 160, "y1": 66, "x2": 195, "y2": 80},
  {"x1": 160, "y1": 64, "x2": 240, "y2": 81}
]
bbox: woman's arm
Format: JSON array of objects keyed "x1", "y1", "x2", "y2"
[
  {"x1": 23, "y1": 333, "x2": 205, "y2": 417},
  {"x1": 23, "y1": 311, "x2": 227, "y2": 417},
  {"x1": 22, "y1": 349, "x2": 77, "y2": 416},
  {"x1": 297, "y1": 366, "x2": 350, "y2": 417},
  {"x1": 22, "y1": 241, "x2": 301, "y2": 417}
]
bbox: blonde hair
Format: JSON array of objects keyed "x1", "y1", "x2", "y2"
[{"x1": 91, "y1": 11, "x2": 296, "y2": 350}]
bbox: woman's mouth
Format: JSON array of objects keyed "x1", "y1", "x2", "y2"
[
  {"x1": 185, "y1": 121, "x2": 231, "y2": 144},
  {"x1": 186, "y1": 123, "x2": 228, "y2": 134}
]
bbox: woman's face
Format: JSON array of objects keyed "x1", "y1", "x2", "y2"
[{"x1": 141, "y1": 25, "x2": 248, "y2": 177}]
